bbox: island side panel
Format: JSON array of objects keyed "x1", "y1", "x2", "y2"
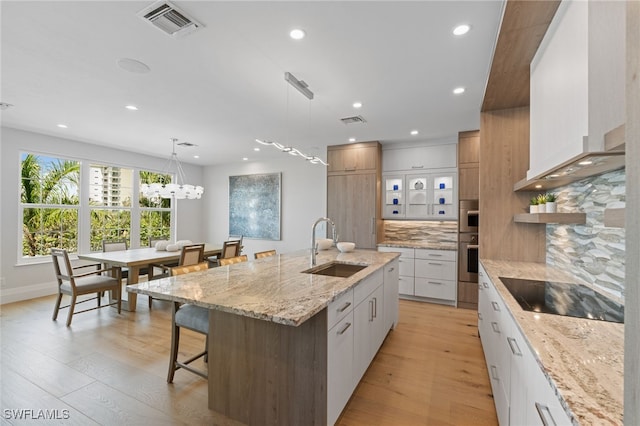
[{"x1": 209, "y1": 309, "x2": 328, "y2": 425}]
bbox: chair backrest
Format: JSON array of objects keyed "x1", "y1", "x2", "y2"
[
  {"x1": 51, "y1": 248, "x2": 73, "y2": 285},
  {"x1": 179, "y1": 243, "x2": 205, "y2": 266},
  {"x1": 102, "y1": 239, "x2": 127, "y2": 252},
  {"x1": 221, "y1": 240, "x2": 241, "y2": 259},
  {"x1": 219, "y1": 255, "x2": 248, "y2": 266},
  {"x1": 254, "y1": 250, "x2": 276, "y2": 259},
  {"x1": 170, "y1": 262, "x2": 209, "y2": 276},
  {"x1": 149, "y1": 237, "x2": 168, "y2": 248}
]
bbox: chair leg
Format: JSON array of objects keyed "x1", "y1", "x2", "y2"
[
  {"x1": 66, "y1": 295, "x2": 77, "y2": 327},
  {"x1": 52, "y1": 293, "x2": 63, "y2": 321},
  {"x1": 149, "y1": 296, "x2": 153, "y2": 309},
  {"x1": 204, "y1": 334, "x2": 209, "y2": 363},
  {"x1": 115, "y1": 283, "x2": 122, "y2": 314},
  {"x1": 167, "y1": 304, "x2": 181, "y2": 383},
  {"x1": 97, "y1": 291, "x2": 102, "y2": 307}
]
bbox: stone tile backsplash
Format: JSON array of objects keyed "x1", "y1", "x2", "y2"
[
  {"x1": 546, "y1": 169, "x2": 626, "y2": 298},
  {"x1": 383, "y1": 220, "x2": 458, "y2": 244}
]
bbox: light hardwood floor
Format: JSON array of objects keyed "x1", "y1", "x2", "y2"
[{"x1": 1, "y1": 293, "x2": 497, "y2": 425}]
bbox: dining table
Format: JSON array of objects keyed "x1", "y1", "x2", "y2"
[{"x1": 77, "y1": 243, "x2": 222, "y2": 311}]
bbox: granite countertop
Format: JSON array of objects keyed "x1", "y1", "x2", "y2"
[
  {"x1": 481, "y1": 258, "x2": 623, "y2": 425},
  {"x1": 127, "y1": 248, "x2": 399, "y2": 327},
  {"x1": 378, "y1": 241, "x2": 457, "y2": 250}
]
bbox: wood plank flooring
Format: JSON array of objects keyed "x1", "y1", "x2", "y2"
[{"x1": 1, "y1": 294, "x2": 497, "y2": 425}]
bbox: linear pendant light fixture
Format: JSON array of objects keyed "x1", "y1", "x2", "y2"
[{"x1": 255, "y1": 72, "x2": 328, "y2": 166}]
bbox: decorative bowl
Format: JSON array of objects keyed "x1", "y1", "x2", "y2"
[
  {"x1": 316, "y1": 239, "x2": 334, "y2": 250},
  {"x1": 337, "y1": 242, "x2": 356, "y2": 253}
]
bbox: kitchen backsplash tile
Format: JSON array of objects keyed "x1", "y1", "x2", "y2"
[
  {"x1": 546, "y1": 169, "x2": 626, "y2": 298},
  {"x1": 383, "y1": 220, "x2": 458, "y2": 244}
]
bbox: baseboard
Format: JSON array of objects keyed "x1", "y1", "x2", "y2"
[{"x1": 0, "y1": 281, "x2": 57, "y2": 305}]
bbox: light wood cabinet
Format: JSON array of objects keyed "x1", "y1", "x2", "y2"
[
  {"x1": 458, "y1": 130, "x2": 480, "y2": 165},
  {"x1": 458, "y1": 130, "x2": 480, "y2": 201},
  {"x1": 327, "y1": 142, "x2": 381, "y2": 249},
  {"x1": 327, "y1": 142, "x2": 378, "y2": 174}
]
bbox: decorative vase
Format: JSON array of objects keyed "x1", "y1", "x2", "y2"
[
  {"x1": 545, "y1": 202, "x2": 557, "y2": 213},
  {"x1": 530, "y1": 205, "x2": 538, "y2": 214}
]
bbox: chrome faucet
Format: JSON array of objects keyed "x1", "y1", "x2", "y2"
[{"x1": 311, "y1": 217, "x2": 338, "y2": 266}]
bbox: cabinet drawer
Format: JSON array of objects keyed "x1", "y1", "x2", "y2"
[
  {"x1": 398, "y1": 257, "x2": 414, "y2": 276},
  {"x1": 415, "y1": 249, "x2": 456, "y2": 261},
  {"x1": 398, "y1": 276, "x2": 415, "y2": 295},
  {"x1": 328, "y1": 289, "x2": 354, "y2": 330},
  {"x1": 354, "y1": 269, "x2": 384, "y2": 306},
  {"x1": 415, "y1": 259, "x2": 456, "y2": 280},
  {"x1": 377, "y1": 246, "x2": 414, "y2": 258},
  {"x1": 414, "y1": 278, "x2": 456, "y2": 300}
]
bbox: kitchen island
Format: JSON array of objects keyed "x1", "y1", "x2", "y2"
[{"x1": 127, "y1": 248, "x2": 400, "y2": 425}]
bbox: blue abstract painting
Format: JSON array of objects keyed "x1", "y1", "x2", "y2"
[{"x1": 229, "y1": 173, "x2": 281, "y2": 240}]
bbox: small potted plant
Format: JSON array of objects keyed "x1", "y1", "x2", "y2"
[
  {"x1": 545, "y1": 193, "x2": 557, "y2": 213},
  {"x1": 537, "y1": 193, "x2": 547, "y2": 212},
  {"x1": 530, "y1": 196, "x2": 539, "y2": 213}
]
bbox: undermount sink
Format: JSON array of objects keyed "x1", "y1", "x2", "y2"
[{"x1": 302, "y1": 261, "x2": 367, "y2": 278}]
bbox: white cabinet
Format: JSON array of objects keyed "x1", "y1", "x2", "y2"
[
  {"x1": 327, "y1": 289, "x2": 355, "y2": 426},
  {"x1": 478, "y1": 263, "x2": 572, "y2": 426},
  {"x1": 383, "y1": 170, "x2": 457, "y2": 220},
  {"x1": 378, "y1": 247, "x2": 414, "y2": 296},
  {"x1": 382, "y1": 143, "x2": 457, "y2": 172},
  {"x1": 353, "y1": 269, "x2": 385, "y2": 383},
  {"x1": 383, "y1": 259, "x2": 399, "y2": 332},
  {"x1": 414, "y1": 249, "x2": 456, "y2": 303}
]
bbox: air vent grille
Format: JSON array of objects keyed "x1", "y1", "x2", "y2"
[
  {"x1": 138, "y1": 1, "x2": 201, "y2": 38},
  {"x1": 340, "y1": 115, "x2": 367, "y2": 125}
]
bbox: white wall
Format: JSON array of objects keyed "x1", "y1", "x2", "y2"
[
  {"x1": 202, "y1": 156, "x2": 327, "y2": 259},
  {"x1": 0, "y1": 127, "x2": 204, "y2": 303}
]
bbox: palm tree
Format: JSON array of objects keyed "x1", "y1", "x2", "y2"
[{"x1": 21, "y1": 154, "x2": 80, "y2": 256}]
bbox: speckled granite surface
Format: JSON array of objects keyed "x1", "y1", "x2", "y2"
[
  {"x1": 127, "y1": 249, "x2": 399, "y2": 327},
  {"x1": 378, "y1": 241, "x2": 457, "y2": 251},
  {"x1": 481, "y1": 259, "x2": 623, "y2": 426}
]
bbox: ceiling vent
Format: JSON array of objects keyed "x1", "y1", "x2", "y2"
[
  {"x1": 138, "y1": 1, "x2": 202, "y2": 38},
  {"x1": 340, "y1": 115, "x2": 367, "y2": 125}
]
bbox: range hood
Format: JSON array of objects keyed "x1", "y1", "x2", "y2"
[{"x1": 514, "y1": 124, "x2": 625, "y2": 192}]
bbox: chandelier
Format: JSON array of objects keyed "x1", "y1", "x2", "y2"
[
  {"x1": 255, "y1": 139, "x2": 329, "y2": 166},
  {"x1": 140, "y1": 138, "x2": 204, "y2": 200}
]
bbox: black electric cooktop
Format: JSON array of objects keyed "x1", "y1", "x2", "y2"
[{"x1": 498, "y1": 277, "x2": 624, "y2": 323}]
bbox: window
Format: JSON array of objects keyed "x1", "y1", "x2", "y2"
[
  {"x1": 139, "y1": 170, "x2": 172, "y2": 247},
  {"x1": 89, "y1": 164, "x2": 133, "y2": 251},
  {"x1": 20, "y1": 153, "x2": 80, "y2": 259}
]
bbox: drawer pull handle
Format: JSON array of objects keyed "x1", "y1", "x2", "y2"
[
  {"x1": 388, "y1": 267, "x2": 395, "y2": 272},
  {"x1": 491, "y1": 322, "x2": 500, "y2": 333},
  {"x1": 428, "y1": 262, "x2": 443, "y2": 266},
  {"x1": 337, "y1": 302, "x2": 351, "y2": 313},
  {"x1": 411, "y1": 165, "x2": 424, "y2": 169},
  {"x1": 535, "y1": 402, "x2": 556, "y2": 426},
  {"x1": 491, "y1": 301, "x2": 500, "y2": 312},
  {"x1": 428, "y1": 281, "x2": 443, "y2": 285},
  {"x1": 478, "y1": 312, "x2": 483, "y2": 320},
  {"x1": 428, "y1": 254, "x2": 443, "y2": 257},
  {"x1": 373, "y1": 297, "x2": 378, "y2": 318},
  {"x1": 337, "y1": 322, "x2": 352, "y2": 335},
  {"x1": 490, "y1": 365, "x2": 499, "y2": 381},
  {"x1": 507, "y1": 337, "x2": 523, "y2": 357}
]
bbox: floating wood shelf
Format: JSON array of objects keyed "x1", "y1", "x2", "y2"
[
  {"x1": 513, "y1": 213, "x2": 586, "y2": 224},
  {"x1": 604, "y1": 208, "x2": 625, "y2": 228}
]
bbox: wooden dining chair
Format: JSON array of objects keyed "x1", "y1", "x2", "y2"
[
  {"x1": 51, "y1": 248, "x2": 122, "y2": 327},
  {"x1": 149, "y1": 243, "x2": 205, "y2": 308},
  {"x1": 209, "y1": 240, "x2": 241, "y2": 267},
  {"x1": 167, "y1": 262, "x2": 210, "y2": 383},
  {"x1": 219, "y1": 254, "x2": 248, "y2": 266},
  {"x1": 102, "y1": 239, "x2": 130, "y2": 280},
  {"x1": 254, "y1": 249, "x2": 277, "y2": 259}
]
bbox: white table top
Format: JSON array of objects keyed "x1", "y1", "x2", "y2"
[{"x1": 77, "y1": 244, "x2": 222, "y2": 267}]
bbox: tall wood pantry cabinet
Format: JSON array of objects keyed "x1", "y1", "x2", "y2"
[{"x1": 327, "y1": 142, "x2": 382, "y2": 249}]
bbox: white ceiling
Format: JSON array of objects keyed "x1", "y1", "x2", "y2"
[{"x1": 1, "y1": 1, "x2": 504, "y2": 166}]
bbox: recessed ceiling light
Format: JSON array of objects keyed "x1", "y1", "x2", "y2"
[
  {"x1": 57, "y1": 124, "x2": 68, "y2": 128},
  {"x1": 410, "y1": 130, "x2": 419, "y2": 136},
  {"x1": 242, "y1": 157, "x2": 249, "y2": 161},
  {"x1": 254, "y1": 147, "x2": 260, "y2": 151},
  {"x1": 453, "y1": 24, "x2": 471, "y2": 36},
  {"x1": 352, "y1": 102, "x2": 362, "y2": 109},
  {"x1": 453, "y1": 87, "x2": 465, "y2": 95},
  {"x1": 117, "y1": 58, "x2": 150, "y2": 74},
  {"x1": 193, "y1": 155, "x2": 200, "y2": 159},
  {"x1": 125, "y1": 105, "x2": 138, "y2": 111},
  {"x1": 290, "y1": 29, "x2": 306, "y2": 40},
  {"x1": 349, "y1": 137, "x2": 356, "y2": 142}
]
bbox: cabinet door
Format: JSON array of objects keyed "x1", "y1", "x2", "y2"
[
  {"x1": 327, "y1": 311, "x2": 355, "y2": 426},
  {"x1": 459, "y1": 165, "x2": 479, "y2": 200},
  {"x1": 458, "y1": 131, "x2": 480, "y2": 165},
  {"x1": 328, "y1": 144, "x2": 378, "y2": 173},
  {"x1": 383, "y1": 259, "x2": 399, "y2": 331},
  {"x1": 382, "y1": 144, "x2": 457, "y2": 172},
  {"x1": 328, "y1": 173, "x2": 377, "y2": 249},
  {"x1": 383, "y1": 175, "x2": 405, "y2": 218},
  {"x1": 353, "y1": 294, "x2": 373, "y2": 382}
]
